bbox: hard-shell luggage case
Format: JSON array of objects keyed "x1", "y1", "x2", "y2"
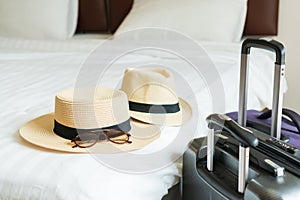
[
  {"x1": 182, "y1": 114, "x2": 300, "y2": 200},
  {"x1": 182, "y1": 39, "x2": 300, "y2": 199}
]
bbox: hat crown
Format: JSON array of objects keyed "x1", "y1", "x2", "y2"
[
  {"x1": 55, "y1": 88, "x2": 130, "y2": 129},
  {"x1": 121, "y1": 68, "x2": 179, "y2": 104}
]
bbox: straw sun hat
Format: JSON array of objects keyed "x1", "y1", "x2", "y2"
[
  {"x1": 121, "y1": 68, "x2": 192, "y2": 126},
  {"x1": 19, "y1": 88, "x2": 160, "y2": 153}
]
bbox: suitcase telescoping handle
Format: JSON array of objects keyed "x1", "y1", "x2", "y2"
[
  {"x1": 206, "y1": 114, "x2": 259, "y2": 194},
  {"x1": 239, "y1": 38, "x2": 285, "y2": 139}
]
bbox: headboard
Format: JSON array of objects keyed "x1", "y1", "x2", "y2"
[
  {"x1": 76, "y1": 0, "x2": 279, "y2": 36},
  {"x1": 243, "y1": 0, "x2": 279, "y2": 36},
  {"x1": 76, "y1": 0, "x2": 133, "y2": 33}
]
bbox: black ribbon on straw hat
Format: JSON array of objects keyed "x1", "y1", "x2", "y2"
[
  {"x1": 53, "y1": 119, "x2": 131, "y2": 140},
  {"x1": 128, "y1": 101, "x2": 180, "y2": 114}
]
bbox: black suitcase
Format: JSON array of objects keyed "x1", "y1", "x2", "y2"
[
  {"x1": 182, "y1": 39, "x2": 300, "y2": 200},
  {"x1": 182, "y1": 114, "x2": 300, "y2": 199}
]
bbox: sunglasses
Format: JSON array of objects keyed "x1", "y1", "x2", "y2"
[{"x1": 71, "y1": 129, "x2": 132, "y2": 148}]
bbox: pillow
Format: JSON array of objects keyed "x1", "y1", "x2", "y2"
[
  {"x1": 0, "y1": 0, "x2": 78, "y2": 39},
  {"x1": 116, "y1": 0, "x2": 248, "y2": 42}
]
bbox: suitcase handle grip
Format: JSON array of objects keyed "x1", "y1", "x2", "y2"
[
  {"x1": 206, "y1": 114, "x2": 259, "y2": 147},
  {"x1": 241, "y1": 38, "x2": 285, "y2": 65}
]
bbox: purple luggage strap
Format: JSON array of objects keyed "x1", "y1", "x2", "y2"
[
  {"x1": 259, "y1": 108, "x2": 300, "y2": 132},
  {"x1": 227, "y1": 109, "x2": 300, "y2": 148}
]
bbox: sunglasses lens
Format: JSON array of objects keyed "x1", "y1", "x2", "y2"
[
  {"x1": 104, "y1": 129, "x2": 126, "y2": 138},
  {"x1": 74, "y1": 133, "x2": 99, "y2": 148},
  {"x1": 109, "y1": 133, "x2": 131, "y2": 144}
]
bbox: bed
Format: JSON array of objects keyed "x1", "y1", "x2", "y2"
[{"x1": 0, "y1": 0, "x2": 281, "y2": 199}]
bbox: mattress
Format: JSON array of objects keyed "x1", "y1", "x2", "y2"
[{"x1": 0, "y1": 35, "x2": 285, "y2": 200}]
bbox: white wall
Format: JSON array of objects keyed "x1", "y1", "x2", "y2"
[{"x1": 276, "y1": 0, "x2": 300, "y2": 112}]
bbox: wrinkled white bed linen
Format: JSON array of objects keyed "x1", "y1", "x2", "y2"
[{"x1": 0, "y1": 36, "x2": 284, "y2": 200}]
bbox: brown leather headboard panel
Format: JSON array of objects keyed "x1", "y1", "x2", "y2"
[
  {"x1": 77, "y1": 0, "x2": 279, "y2": 36},
  {"x1": 243, "y1": 0, "x2": 279, "y2": 36},
  {"x1": 76, "y1": 0, "x2": 133, "y2": 33}
]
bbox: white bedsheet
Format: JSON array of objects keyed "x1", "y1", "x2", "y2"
[{"x1": 0, "y1": 36, "x2": 284, "y2": 200}]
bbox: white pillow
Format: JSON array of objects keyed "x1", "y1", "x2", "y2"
[
  {"x1": 0, "y1": 0, "x2": 78, "y2": 39},
  {"x1": 116, "y1": 0, "x2": 247, "y2": 42}
]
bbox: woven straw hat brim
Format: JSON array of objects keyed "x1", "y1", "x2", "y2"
[
  {"x1": 129, "y1": 98, "x2": 192, "y2": 126},
  {"x1": 19, "y1": 113, "x2": 160, "y2": 153}
]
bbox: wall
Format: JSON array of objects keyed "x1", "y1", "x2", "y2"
[{"x1": 276, "y1": 0, "x2": 300, "y2": 112}]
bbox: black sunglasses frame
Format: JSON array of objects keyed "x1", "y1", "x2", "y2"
[{"x1": 71, "y1": 129, "x2": 132, "y2": 148}]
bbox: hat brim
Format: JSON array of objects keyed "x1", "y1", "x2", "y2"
[
  {"x1": 129, "y1": 98, "x2": 192, "y2": 126},
  {"x1": 19, "y1": 113, "x2": 160, "y2": 153}
]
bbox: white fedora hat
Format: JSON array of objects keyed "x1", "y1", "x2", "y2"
[
  {"x1": 19, "y1": 88, "x2": 160, "y2": 153},
  {"x1": 121, "y1": 68, "x2": 192, "y2": 126}
]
